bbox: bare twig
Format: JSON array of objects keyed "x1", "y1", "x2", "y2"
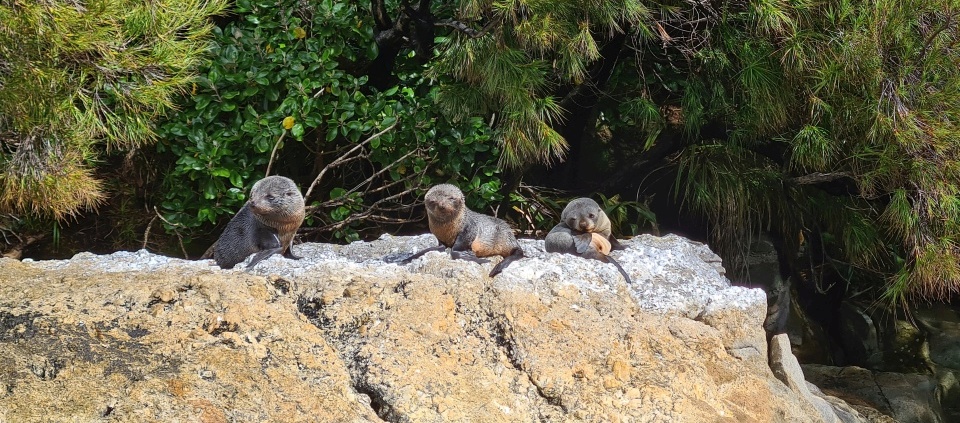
[
  {"x1": 306, "y1": 185, "x2": 420, "y2": 234},
  {"x1": 303, "y1": 119, "x2": 399, "y2": 202},
  {"x1": 152, "y1": 206, "x2": 189, "y2": 259},
  {"x1": 265, "y1": 129, "x2": 288, "y2": 177},
  {"x1": 788, "y1": 172, "x2": 853, "y2": 185},
  {"x1": 343, "y1": 148, "x2": 421, "y2": 197},
  {"x1": 318, "y1": 176, "x2": 411, "y2": 208},
  {"x1": 0, "y1": 228, "x2": 42, "y2": 260},
  {"x1": 142, "y1": 215, "x2": 158, "y2": 250}
]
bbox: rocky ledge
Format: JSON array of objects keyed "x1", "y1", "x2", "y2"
[{"x1": 1, "y1": 234, "x2": 878, "y2": 422}]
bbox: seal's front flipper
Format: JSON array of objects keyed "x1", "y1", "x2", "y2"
[
  {"x1": 246, "y1": 246, "x2": 284, "y2": 269},
  {"x1": 572, "y1": 232, "x2": 595, "y2": 254},
  {"x1": 392, "y1": 244, "x2": 446, "y2": 264},
  {"x1": 451, "y1": 249, "x2": 490, "y2": 264}
]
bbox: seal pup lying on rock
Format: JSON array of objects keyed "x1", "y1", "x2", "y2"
[
  {"x1": 544, "y1": 197, "x2": 632, "y2": 283},
  {"x1": 208, "y1": 175, "x2": 305, "y2": 269},
  {"x1": 395, "y1": 184, "x2": 524, "y2": 277}
]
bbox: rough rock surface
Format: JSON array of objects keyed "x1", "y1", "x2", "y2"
[
  {"x1": 802, "y1": 363, "x2": 944, "y2": 423},
  {"x1": 769, "y1": 334, "x2": 842, "y2": 423},
  {"x1": 915, "y1": 303, "x2": 960, "y2": 423},
  {"x1": 2, "y1": 234, "x2": 870, "y2": 422}
]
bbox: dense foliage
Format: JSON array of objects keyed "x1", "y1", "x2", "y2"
[
  {"x1": 432, "y1": 0, "x2": 960, "y2": 303},
  {"x1": 155, "y1": 0, "x2": 504, "y2": 244},
  {"x1": 3, "y1": 0, "x2": 960, "y2": 306},
  {"x1": 661, "y1": 0, "x2": 960, "y2": 304}
]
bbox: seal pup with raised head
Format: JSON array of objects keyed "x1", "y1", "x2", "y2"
[
  {"x1": 397, "y1": 183, "x2": 524, "y2": 277},
  {"x1": 544, "y1": 197, "x2": 632, "y2": 283},
  {"x1": 210, "y1": 175, "x2": 305, "y2": 269}
]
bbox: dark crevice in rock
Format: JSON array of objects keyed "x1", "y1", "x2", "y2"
[
  {"x1": 491, "y1": 319, "x2": 524, "y2": 372},
  {"x1": 868, "y1": 371, "x2": 895, "y2": 414},
  {"x1": 691, "y1": 299, "x2": 713, "y2": 324},
  {"x1": 209, "y1": 321, "x2": 239, "y2": 336},
  {"x1": 490, "y1": 317, "x2": 566, "y2": 411},
  {"x1": 146, "y1": 298, "x2": 176, "y2": 309},
  {"x1": 102, "y1": 405, "x2": 114, "y2": 417},
  {"x1": 270, "y1": 277, "x2": 291, "y2": 295},
  {"x1": 0, "y1": 311, "x2": 44, "y2": 341},
  {"x1": 293, "y1": 294, "x2": 397, "y2": 422},
  {"x1": 393, "y1": 280, "x2": 412, "y2": 298},
  {"x1": 259, "y1": 349, "x2": 275, "y2": 372},
  {"x1": 345, "y1": 346, "x2": 399, "y2": 422},
  {"x1": 352, "y1": 379, "x2": 393, "y2": 422},
  {"x1": 29, "y1": 356, "x2": 63, "y2": 380},
  {"x1": 295, "y1": 295, "x2": 331, "y2": 328},
  {"x1": 478, "y1": 287, "x2": 566, "y2": 415}
]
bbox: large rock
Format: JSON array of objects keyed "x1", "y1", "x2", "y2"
[
  {"x1": 769, "y1": 334, "x2": 841, "y2": 423},
  {"x1": 802, "y1": 363, "x2": 945, "y2": 423},
  {"x1": 915, "y1": 303, "x2": 960, "y2": 423},
  {"x1": 1, "y1": 234, "x2": 869, "y2": 422}
]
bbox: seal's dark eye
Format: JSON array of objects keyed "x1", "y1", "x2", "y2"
[
  {"x1": 286, "y1": 191, "x2": 294, "y2": 196},
  {"x1": 266, "y1": 195, "x2": 275, "y2": 201},
  {"x1": 588, "y1": 213, "x2": 596, "y2": 219}
]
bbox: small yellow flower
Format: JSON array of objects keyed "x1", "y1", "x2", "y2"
[
  {"x1": 293, "y1": 27, "x2": 306, "y2": 39},
  {"x1": 265, "y1": 44, "x2": 274, "y2": 53},
  {"x1": 397, "y1": 165, "x2": 407, "y2": 175},
  {"x1": 282, "y1": 116, "x2": 295, "y2": 130}
]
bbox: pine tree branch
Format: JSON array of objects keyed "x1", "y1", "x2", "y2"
[
  {"x1": 788, "y1": 172, "x2": 853, "y2": 185},
  {"x1": 434, "y1": 19, "x2": 494, "y2": 39}
]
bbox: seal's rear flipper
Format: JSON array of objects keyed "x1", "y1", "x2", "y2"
[
  {"x1": 605, "y1": 255, "x2": 632, "y2": 284},
  {"x1": 489, "y1": 248, "x2": 524, "y2": 277}
]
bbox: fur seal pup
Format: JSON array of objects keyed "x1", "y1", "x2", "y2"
[
  {"x1": 397, "y1": 183, "x2": 524, "y2": 277},
  {"x1": 210, "y1": 175, "x2": 305, "y2": 269},
  {"x1": 544, "y1": 197, "x2": 632, "y2": 283}
]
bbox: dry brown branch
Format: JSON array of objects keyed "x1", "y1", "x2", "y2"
[
  {"x1": 318, "y1": 176, "x2": 411, "y2": 209},
  {"x1": 305, "y1": 185, "x2": 421, "y2": 235},
  {"x1": 1, "y1": 230, "x2": 43, "y2": 260},
  {"x1": 142, "y1": 214, "x2": 158, "y2": 250},
  {"x1": 265, "y1": 129, "x2": 288, "y2": 177},
  {"x1": 152, "y1": 206, "x2": 188, "y2": 258},
  {"x1": 342, "y1": 148, "x2": 421, "y2": 197},
  {"x1": 788, "y1": 172, "x2": 853, "y2": 185},
  {"x1": 303, "y1": 119, "x2": 399, "y2": 202}
]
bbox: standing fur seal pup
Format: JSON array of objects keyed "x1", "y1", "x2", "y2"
[
  {"x1": 210, "y1": 175, "x2": 305, "y2": 269},
  {"x1": 544, "y1": 197, "x2": 632, "y2": 283},
  {"x1": 397, "y1": 184, "x2": 524, "y2": 277}
]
